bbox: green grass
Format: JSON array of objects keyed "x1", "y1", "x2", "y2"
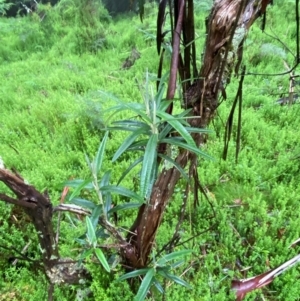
[{"x1": 0, "y1": 0, "x2": 300, "y2": 300}]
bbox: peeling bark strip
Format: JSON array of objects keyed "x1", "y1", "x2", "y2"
[
  {"x1": 127, "y1": 0, "x2": 272, "y2": 268},
  {"x1": 232, "y1": 253, "x2": 300, "y2": 300},
  {"x1": 194, "y1": 0, "x2": 271, "y2": 125},
  {"x1": 0, "y1": 167, "x2": 86, "y2": 285}
]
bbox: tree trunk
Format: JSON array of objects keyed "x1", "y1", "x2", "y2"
[
  {"x1": 0, "y1": 0, "x2": 272, "y2": 278},
  {"x1": 125, "y1": 0, "x2": 272, "y2": 268}
]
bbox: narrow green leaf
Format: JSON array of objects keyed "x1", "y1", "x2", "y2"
[
  {"x1": 74, "y1": 238, "x2": 86, "y2": 246},
  {"x1": 99, "y1": 170, "x2": 111, "y2": 188},
  {"x1": 99, "y1": 170, "x2": 112, "y2": 214},
  {"x1": 158, "y1": 122, "x2": 173, "y2": 140},
  {"x1": 159, "y1": 271, "x2": 192, "y2": 289},
  {"x1": 158, "y1": 154, "x2": 189, "y2": 180},
  {"x1": 107, "y1": 101, "x2": 150, "y2": 123},
  {"x1": 159, "y1": 108, "x2": 192, "y2": 124},
  {"x1": 71, "y1": 198, "x2": 96, "y2": 210},
  {"x1": 140, "y1": 134, "x2": 158, "y2": 199},
  {"x1": 93, "y1": 131, "x2": 109, "y2": 175},
  {"x1": 134, "y1": 268, "x2": 155, "y2": 301},
  {"x1": 107, "y1": 120, "x2": 149, "y2": 133},
  {"x1": 157, "y1": 111, "x2": 196, "y2": 146},
  {"x1": 155, "y1": 82, "x2": 167, "y2": 109},
  {"x1": 161, "y1": 137, "x2": 214, "y2": 160},
  {"x1": 185, "y1": 127, "x2": 213, "y2": 134},
  {"x1": 176, "y1": 108, "x2": 193, "y2": 118},
  {"x1": 117, "y1": 156, "x2": 143, "y2": 185},
  {"x1": 86, "y1": 216, "x2": 97, "y2": 247},
  {"x1": 90, "y1": 205, "x2": 102, "y2": 229},
  {"x1": 104, "y1": 194, "x2": 112, "y2": 216},
  {"x1": 170, "y1": 260, "x2": 185, "y2": 269},
  {"x1": 105, "y1": 107, "x2": 151, "y2": 128},
  {"x1": 151, "y1": 96, "x2": 157, "y2": 125},
  {"x1": 78, "y1": 248, "x2": 93, "y2": 262},
  {"x1": 106, "y1": 126, "x2": 140, "y2": 132},
  {"x1": 127, "y1": 139, "x2": 148, "y2": 151},
  {"x1": 84, "y1": 152, "x2": 93, "y2": 173},
  {"x1": 153, "y1": 278, "x2": 164, "y2": 294},
  {"x1": 118, "y1": 268, "x2": 150, "y2": 281},
  {"x1": 157, "y1": 250, "x2": 193, "y2": 266},
  {"x1": 94, "y1": 248, "x2": 110, "y2": 273},
  {"x1": 108, "y1": 202, "x2": 143, "y2": 214},
  {"x1": 112, "y1": 128, "x2": 148, "y2": 162},
  {"x1": 68, "y1": 178, "x2": 93, "y2": 201},
  {"x1": 111, "y1": 120, "x2": 148, "y2": 128},
  {"x1": 158, "y1": 99, "x2": 173, "y2": 112},
  {"x1": 95, "y1": 228, "x2": 110, "y2": 240},
  {"x1": 101, "y1": 185, "x2": 144, "y2": 202},
  {"x1": 64, "y1": 179, "x2": 88, "y2": 188}
]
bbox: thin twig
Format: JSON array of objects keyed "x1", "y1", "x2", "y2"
[{"x1": 12, "y1": 241, "x2": 32, "y2": 265}]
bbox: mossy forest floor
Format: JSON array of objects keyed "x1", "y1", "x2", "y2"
[{"x1": 0, "y1": 1, "x2": 300, "y2": 300}]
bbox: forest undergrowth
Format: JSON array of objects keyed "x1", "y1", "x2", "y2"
[{"x1": 0, "y1": 1, "x2": 300, "y2": 300}]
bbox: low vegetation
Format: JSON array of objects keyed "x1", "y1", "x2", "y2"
[{"x1": 0, "y1": 0, "x2": 299, "y2": 300}]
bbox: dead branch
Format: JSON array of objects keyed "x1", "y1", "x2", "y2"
[{"x1": 0, "y1": 166, "x2": 88, "y2": 285}]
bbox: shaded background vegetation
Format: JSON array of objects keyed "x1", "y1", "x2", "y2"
[{"x1": 0, "y1": 0, "x2": 300, "y2": 300}]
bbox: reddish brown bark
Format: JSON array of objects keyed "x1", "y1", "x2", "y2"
[
  {"x1": 232, "y1": 253, "x2": 300, "y2": 300},
  {"x1": 0, "y1": 167, "x2": 87, "y2": 285},
  {"x1": 125, "y1": 0, "x2": 272, "y2": 268},
  {"x1": 0, "y1": 0, "x2": 273, "y2": 281}
]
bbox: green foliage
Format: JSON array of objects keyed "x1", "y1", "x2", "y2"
[
  {"x1": 63, "y1": 71, "x2": 211, "y2": 300},
  {"x1": 104, "y1": 72, "x2": 211, "y2": 199},
  {"x1": 260, "y1": 43, "x2": 287, "y2": 60},
  {"x1": 118, "y1": 250, "x2": 193, "y2": 301},
  {"x1": 82, "y1": 215, "x2": 110, "y2": 272},
  {"x1": 194, "y1": 0, "x2": 213, "y2": 13},
  {"x1": 87, "y1": 266, "x2": 134, "y2": 301},
  {"x1": 0, "y1": 0, "x2": 111, "y2": 61},
  {"x1": 0, "y1": 0, "x2": 12, "y2": 16},
  {"x1": 0, "y1": 0, "x2": 300, "y2": 300}
]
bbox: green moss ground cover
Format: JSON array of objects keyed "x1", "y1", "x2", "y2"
[{"x1": 0, "y1": 1, "x2": 300, "y2": 300}]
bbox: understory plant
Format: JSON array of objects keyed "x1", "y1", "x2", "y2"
[
  {"x1": 1, "y1": 1, "x2": 300, "y2": 300},
  {"x1": 65, "y1": 72, "x2": 211, "y2": 300}
]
